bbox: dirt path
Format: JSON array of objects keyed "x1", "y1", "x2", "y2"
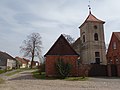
[{"x1": 0, "y1": 70, "x2": 120, "y2": 90}]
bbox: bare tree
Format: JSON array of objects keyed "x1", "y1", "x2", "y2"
[
  {"x1": 63, "y1": 34, "x2": 75, "y2": 44},
  {"x1": 20, "y1": 33, "x2": 42, "y2": 68}
]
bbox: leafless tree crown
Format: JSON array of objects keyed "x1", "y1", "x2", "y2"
[
  {"x1": 63, "y1": 34, "x2": 75, "y2": 44},
  {"x1": 20, "y1": 33, "x2": 42, "y2": 58}
]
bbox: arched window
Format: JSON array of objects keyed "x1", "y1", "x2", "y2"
[
  {"x1": 94, "y1": 33, "x2": 98, "y2": 41},
  {"x1": 83, "y1": 35, "x2": 85, "y2": 42}
]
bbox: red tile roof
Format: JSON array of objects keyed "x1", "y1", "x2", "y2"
[
  {"x1": 79, "y1": 12, "x2": 105, "y2": 28},
  {"x1": 15, "y1": 57, "x2": 30, "y2": 64},
  {"x1": 45, "y1": 34, "x2": 79, "y2": 56},
  {"x1": 86, "y1": 13, "x2": 104, "y2": 22}
]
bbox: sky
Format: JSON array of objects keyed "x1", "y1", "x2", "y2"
[{"x1": 0, "y1": 0, "x2": 120, "y2": 58}]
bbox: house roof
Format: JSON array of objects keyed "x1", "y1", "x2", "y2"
[
  {"x1": 114, "y1": 32, "x2": 120, "y2": 41},
  {"x1": 71, "y1": 37, "x2": 81, "y2": 55},
  {"x1": 15, "y1": 57, "x2": 30, "y2": 64},
  {"x1": 44, "y1": 34, "x2": 79, "y2": 56},
  {"x1": 72, "y1": 37, "x2": 81, "y2": 47},
  {"x1": 0, "y1": 51, "x2": 16, "y2": 60},
  {"x1": 79, "y1": 12, "x2": 105, "y2": 28}
]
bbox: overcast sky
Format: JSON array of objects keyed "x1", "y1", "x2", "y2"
[{"x1": 0, "y1": 0, "x2": 120, "y2": 58}]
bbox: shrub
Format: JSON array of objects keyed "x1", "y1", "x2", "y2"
[
  {"x1": 38, "y1": 62, "x2": 45, "y2": 75},
  {"x1": 56, "y1": 58, "x2": 72, "y2": 79},
  {"x1": 40, "y1": 63, "x2": 45, "y2": 72}
]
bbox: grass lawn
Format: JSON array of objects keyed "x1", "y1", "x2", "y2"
[
  {"x1": 5, "y1": 68, "x2": 36, "y2": 76},
  {"x1": 32, "y1": 70, "x2": 46, "y2": 79},
  {"x1": 0, "y1": 78, "x2": 5, "y2": 84},
  {"x1": 32, "y1": 70, "x2": 88, "y2": 81},
  {"x1": 5, "y1": 69, "x2": 22, "y2": 76},
  {"x1": 0, "y1": 70, "x2": 6, "y2": 74},
  {"x1": 64, "y1": 77, "x2": 88, "y2": 81}
]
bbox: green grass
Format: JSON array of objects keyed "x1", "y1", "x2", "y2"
[
  {"x1": 32, "y1": 70, "x2": 88, "y2": 81},
  {"x1": 0, "y1": 70, "x2": 6, "y2": 74},
  {"x1": 5, "y1": 68, "x2": 37, "y2": 76},
  {"x1": 65, "y1": 77, "x2": 88, "y2": 81},
  {"x1": 32, "y1": 70, "x2": 46, "y2": 79},
  {"x1": 5, "y1": 69, "x2": 22, "y2": 76},
  {"x1": 0, "y1": 78, "x2": 5, "y2": 84}
]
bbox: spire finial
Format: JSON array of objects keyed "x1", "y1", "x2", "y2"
[{"x1": 88, "y1": 0, "x2": 91, "y2": 14}]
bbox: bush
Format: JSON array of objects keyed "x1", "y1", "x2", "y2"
[
  {"x1": 40, "y1": 63, "x2": 45, "y2": 72},
  {"x1": 32, "y1": 70, "x2": 45, "y2": 79},
  {"x1": 38, "y1": 62, "x2": 45, "y2": 75},
  {"x1": 56, "y1": 58, "x2": 72, "y2": 79}
]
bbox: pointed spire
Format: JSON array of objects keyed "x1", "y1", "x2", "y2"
[
  {"x1": 79, "y1": 1, "x2": 105, "y2": 28},
  {"x1": 88, "y1": 0, "x2": 91, "y2": 14}
]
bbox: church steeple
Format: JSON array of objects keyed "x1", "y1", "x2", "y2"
[
  {"x1": 79, "y1": 2, "x2": 107, "y2": 64},
  {"x1": 79, "y1": 8, "x2": 105, "y2": 28},
  {"x1": 88, "y1": 0, "x2": 91, "y2": 14}
]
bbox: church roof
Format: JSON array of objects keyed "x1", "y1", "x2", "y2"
[
  {"x1": 44, "y1": 34, "x2": 79, "y2": 56},
  {"x1": 114, "y1": 32, "x2": 120, "y2": 41},
  {"x1": 79, "y1": 12, "x2": 105, "y2": 28}
]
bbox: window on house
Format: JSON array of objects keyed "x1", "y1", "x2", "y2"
[
  {"x1": 116, "y1": 58, "x2": 119, "y2": 64},
  {"x1": 83, "y1": 35, "x2": 85, "y2": 42},
  {"x1": 113, "y1": 42, "x2": 116, "y2": 49},
  {"x1": 108, "y1": 57, "x2": 111, "y2": 64},
  {"x1": 94, "y1": 33, "x2": 98, "y2": 41}
]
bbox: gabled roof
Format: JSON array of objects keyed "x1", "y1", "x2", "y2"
[
  {"x1": 0, "y1": 51, "x2": 16, "y2": 60},
  {"x1": 44, "y1": 34, "x2": 79, "y2": 56},
  {"x1": 114, "y1": 32, "x2": 120, "y2": 41},
  {"x1": 79, "y1": 12, "x2": 105, "y2": 28},
  {"x1": 71, "y1": 37, "x2": 81, "y2": 50},
  {"x1": 15, "y1": 57, "x2": 30, "y2": 64}
]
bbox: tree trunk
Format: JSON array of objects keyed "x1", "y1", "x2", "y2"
[
  {"x1": 31, "y1": 41, "x2": 35, "y2": 69},
  {"x1": 31, "y1": 55, "x2": 34, "y2": 69}
]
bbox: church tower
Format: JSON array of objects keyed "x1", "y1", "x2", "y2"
[{"x1": 79, "y1": 10, "x2": 106, "y2": 65}]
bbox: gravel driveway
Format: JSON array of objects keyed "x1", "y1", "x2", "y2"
[{"x1": 0, "y1": 70, "x2": 120, "y2": 90}]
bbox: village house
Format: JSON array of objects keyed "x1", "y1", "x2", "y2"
[
  {"x1": 15, "y1": 57, "x2": 30, "y2": 68},
  {"x1": 107, "y1": 32, "x2": 120, "y2": 76},
  {"x1": 107, "y1": 32, "x2": 120, "y2": 64},
  {"x1": 45, "y1": 34, "x2": 79, "y2": 77},
  {"x1": 15, "y1": 57, "x2": 39, "y2": 68},
  {"x1": 0, "y1": 51, "x2": 17, "y2": 70},
  {"x1": 32, "y1": 61, "x2": 39, "y2": 68}
]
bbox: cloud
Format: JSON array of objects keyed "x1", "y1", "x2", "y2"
[{"x1": 0, "y1": 0, "x2": 120, "y2": 57}]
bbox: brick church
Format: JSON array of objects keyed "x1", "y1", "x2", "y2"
[{"x1": 45, "y1": 9, "x2": 120, "y2": 77}]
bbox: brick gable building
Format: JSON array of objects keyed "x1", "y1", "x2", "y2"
[
  {"x1": 45, "y1": 34, "x2": 79, "y2": 77},
  {"x1": 107, "y1": 32, "x2": 120, "y2": 64},
  {"x1": 107, "y1": 32, "x2": 120, "y2": 77}
]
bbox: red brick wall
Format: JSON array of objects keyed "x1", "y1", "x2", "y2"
[
  {"x1": 107, "y1": 33, "x2": 120, "y2": 64},
  {"x1": 45, "y1": 55, "x2": 78, "y2": 77}
]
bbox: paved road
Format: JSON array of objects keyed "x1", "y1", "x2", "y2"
[{"x1": 0, "y1": 70, "x2": 120, "y2": 90}]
